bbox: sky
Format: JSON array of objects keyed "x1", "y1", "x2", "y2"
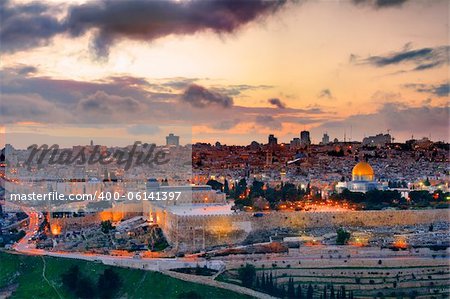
[{"x1": 1, "y1": 0, "x2": 449, "y2": 147}]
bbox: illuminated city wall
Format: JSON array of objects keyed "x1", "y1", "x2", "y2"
[
  {"x1": 160, "y1": 209, "x2": 449, "y2": 252},
  {"x1": 48, "y1": 202, "x2": 144, "y2": 232},
  {"x1": 49, "y1": 203, "x2": 449, "y2": 252}
]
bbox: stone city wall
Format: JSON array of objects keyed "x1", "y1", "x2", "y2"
[
  {"x1": 49, "y1": 201, "x2": 449, "y2": 253},
  {"x1": 49, "y1": 202, "x2": 143, "y2": 231},
  {"x1": 161, "y1": 209, "x2": 449, "y2": 252}
]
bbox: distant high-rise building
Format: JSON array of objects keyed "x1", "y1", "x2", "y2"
[
  {"x1": 268, "y1": 134, "x2": 278, "y2": 146},
  {"x1": 166, "y1": 133, "x2": 180, "y2": 146},
  {"x1": 300, "y1": 130, "x2": 311, "y2": 146},
  {"x1": 290, "y1": 137, "x2": 300, "y2": 147},
  {"x1": 321, "y1": 133, "x2": 330, "y2": 145}
]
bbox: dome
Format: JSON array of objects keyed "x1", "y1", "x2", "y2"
[{"x1": 352, "y1": 161, "x2": 374, "y2": 181}]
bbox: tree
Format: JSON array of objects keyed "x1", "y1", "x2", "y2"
[
  {"x1": 250, "y1": 180, "x2": 265, "y2": 198},
  {"x1": 336, "y1": 228, "x2": 351, "y2": 245},
  {"x1": 223, "y1": 179, "x2": 230, "y2": 195},
  {"x1": 269, "y1": 272, "x2": 274, "y2": 294},
  {"x1": 206, "y1": 179, "x2": 223, "y2": 191},
  {"x1": 238, "y1": 264, "x2": 256, "y2": 288},
  {"x1": 265, "y1": 187, "x2": 277, "y2": 205},
  {"x1": 408, "y1": 191, "x2": 432, "y2": 204},
  {"x1": 255, "y1": 275, "x2": 260, "y2": 288},
  {"x1": 234, "y1": 178, "x2": 247, "y2": 200},
  {"x1": 101, "y1": 220, "x2": 114, "y2": 234},
  {"x1": 297, "y1": 284, "x2": 303, "y2": 299},
  {"x1": 340, "y1": 285, "x2": 346, "y2": 299},
  {"x1": 306, "y1": 284, "x2": 314, "y2": 299},
  {"x1": 287, "y1": 277, "x2": 296, "y2": 298},
  {"x1": 330, "y1": 285, "x2": 335, "y2": 299},
  {"x1": 62, "y1": 265, "x2": 80, "y2": 291},
  {"x1": 61, "y1": 264, "x2": 96, "y2": 298},
  {"x1": 75, "y1": 277, "x2": 95, "y2": 299},
  {"x1": 282, "y1": 183, "x2": 298, "y2": 201},
  {"x1": 98, "y1": 268, "x2": 122, "y2": 299}
]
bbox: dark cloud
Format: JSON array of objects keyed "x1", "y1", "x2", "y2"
[
  {"x1": 65, "y1": 0, "x2": 287, "y2": 57},
  {"x1": 0, "y1": 68, "x2": 174, "y2": 106},
  {"x1": 268, "y1": 98, "x2": 286, "y2": 109},
  {"x1": 357, "y1": 45, "x2": 449, "y2": 71},
  {"x1": 181, "y1": 84, "x2": 233, "y2": 108},
  {"x1": 107, "y1": 76, "x2": 151, "y2": 87},
  {"x1": 0, "y1": 69, "x2": 330, "y2": 131},
  {"x1": 2, "y1": 0, "x2": 421, "y2": 57},
  {"x1": 0, "y1": 93, "x2": 71, "y2": 123},
  {"x1": 0, "y1": 0, "x2": 65, "y2": 52},
  {"x1": 352, "y1": 0, "x2": 409, "y2": 8},
  {"x1": 413, "y1": 61, "x2": 443, "y2": 71},
  {"x1": 212, "y1": 119, "x2": 241, "y2": 130},
  {"x1": 221, "y1": 84, "x2": 273, "y2": 96},
  {"x1": 77, "y1": 90, "x2": 141, "y2": 113},
  {"x1": 405, "y1": 83, "x2": 449, "y2": 97},
  {"x1": 162, "y1": 78, "x2": 198, "y2": 91},
  {"x1": 368, "y1": 48, "x2": 433, "y2": 66},
  {"x1": 1, "y1": 0, "x2": 287, "y2": 57},
  {"x1": 17, "y1": 66, "x2": 38, "y2": 75},
  {"x1": 254, "y1": 115, "x2": 282, "y2": 129},
  {"x1": 318, "y1": 89, "x2": 333, "y2": 99}
]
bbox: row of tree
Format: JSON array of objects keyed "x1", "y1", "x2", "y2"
[
  {"x1": 61, "y1": 265, "x2": 121, "y2": 299},
  {"x1": 238, "y1": 264, "x2": 354, "y2": 299},
  {"x1": 207, "y1": 178, "x2": 449, "y2": 211}
]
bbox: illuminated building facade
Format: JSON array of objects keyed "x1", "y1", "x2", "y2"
[{"x1": 336, "y1": 161, "x2": 382, "y2": 193}]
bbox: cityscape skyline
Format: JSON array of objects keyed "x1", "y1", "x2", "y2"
[
  {"x1": 0, "y1": 129, "x2": 444, "y2": 149},
  {"x1": 1, "y1": 0, "x2": 448, "y2": 146},
  {"x1": 1, "y1": 1, "x2": 449, "y2": 297}
]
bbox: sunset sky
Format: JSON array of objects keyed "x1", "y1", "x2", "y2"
[{"x1": 1, "y1": 0, "x2": 449, "y2": 147}]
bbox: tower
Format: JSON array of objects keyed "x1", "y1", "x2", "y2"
[
  {"x1": 300, "y1": 131, "x2": 311, "y2": 146},
  {"x1": 268, "y1": 134, "x2": 277, "y2": 146},
  {"x1": 321, "y1": 133, "x2": 330, "y2": 145},
  {"x1": 166, "y1": 133, "x2": 180, "y2": 146}
]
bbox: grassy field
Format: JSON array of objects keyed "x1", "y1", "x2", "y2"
[{"x1": 0, "y1": 251, "x2": 249, "y2": 299}]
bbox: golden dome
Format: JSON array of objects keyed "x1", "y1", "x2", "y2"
[{"x1": 352, "y1": 161, "x2": 374, "y2": 181}]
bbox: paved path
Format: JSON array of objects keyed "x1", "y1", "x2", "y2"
[{"x1": 161, "y1": 270, "x2": 277, "y2": 299}]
